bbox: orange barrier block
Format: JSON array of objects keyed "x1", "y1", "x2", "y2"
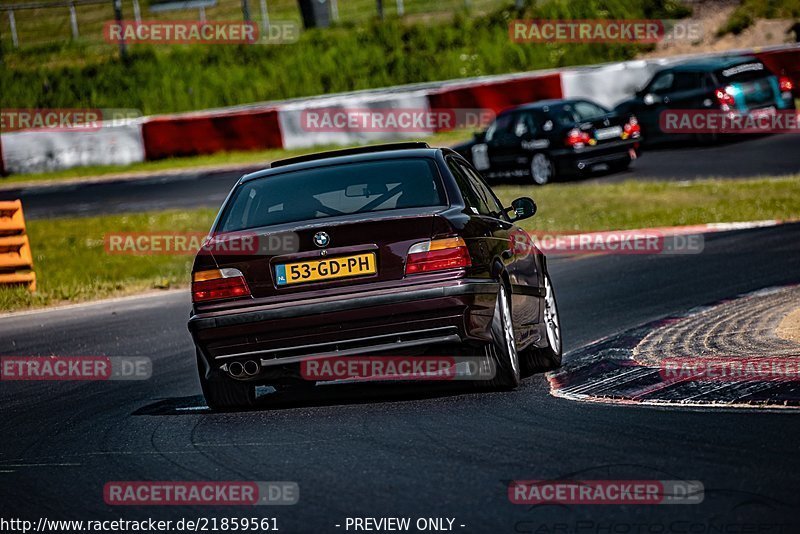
[
  {"x1": 0, "y1": 272, "x2": 36, "y2": 292},
  {"x1": 0, "y1": 200, "x2": 26, "y2": 235},
  {"x1": 0, "y1": 235, "x2": 33, "y2": 270},
  {"x1": 0, "y1": 200, "x2": 36, "y2": 291}
]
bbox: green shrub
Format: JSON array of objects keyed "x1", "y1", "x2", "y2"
[
  {"x1": 717, "y1": 9, "x2": 755, "y2": 36},
  {"x1": 1, "y1": 0, "x2": 693, "y2": 115},
  {"x1": 717, "y1": 0, "x2": 800, "y2": 37}
]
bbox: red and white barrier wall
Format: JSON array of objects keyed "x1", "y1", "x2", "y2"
[
  {"x1": 142, "y1": 106, "x2": 283, "y2": 160},
  {"x1": 1, "y1": 119, "x2": 146, "y2": 175},
  {"x1": 278, "y1": 90, "x2": 433, "y2": 149},
  {"x1": 1, "y1": 44, "x2": 797, "y2": 176},
  {"x1": 427, "y1": 71, "x2": 563, "y2": 115}
]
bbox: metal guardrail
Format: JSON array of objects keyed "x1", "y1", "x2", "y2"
[
  {"x1": 0, "y1": 0, "x2": 503, "y2": 50},
  {"x1": 0, "y1": 0, "x2": 108, "y2": 11},
  {"x1": 0, "y1": 0, "x2": 112, "y2": 48},
  {"x1": 0, "y1": 200, "x2": 37, "y2": 292}
]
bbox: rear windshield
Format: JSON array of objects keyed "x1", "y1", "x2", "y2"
[
  {"x1": 218, "y1": 158, "x2": 447, "y2": 232},
  {"x1": 718, "y1": 62, "x2": 770, "y2": 83}
]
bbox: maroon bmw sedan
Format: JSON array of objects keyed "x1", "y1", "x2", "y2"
[{"x1": 188, "y1": 142, "x2": 562, "y2": 410}]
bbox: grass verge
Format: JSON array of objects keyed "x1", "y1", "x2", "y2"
[
  {"x1": 0, "y1": 0, "x2": 691, "y2": 114},
  {"x1": 0, "y1": 209, "x2": 216, "y2": 312},
  {"x1": 2, "y1": 175, "x2": 798, "y2": 313},
  {"x1": 497, "y1": 175, "x2": 800, "y2": 232}
]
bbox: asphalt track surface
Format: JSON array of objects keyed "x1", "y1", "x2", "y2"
[
  {"x1": 2, "y1": 223, "x2": 800, "y2": 531},
  {"x1": 3, "y1": 133, "x2": 799, "y2": 220}
]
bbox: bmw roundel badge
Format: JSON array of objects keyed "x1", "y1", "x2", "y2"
[{"x1": 313, "y1": 231, "x2": 330, "y2": 248}]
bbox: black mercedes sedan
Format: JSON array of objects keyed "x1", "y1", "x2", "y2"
[
  {"x1": 453, "y1": 98, "x2": 641, "y2": 185},
  {"x1": 188, "y1": 142, "x2": 562, "y2": 410}
]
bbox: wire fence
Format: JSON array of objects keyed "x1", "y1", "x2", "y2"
[{"x1": 0, "y1": 0, "x2": 510, "y2": 49}]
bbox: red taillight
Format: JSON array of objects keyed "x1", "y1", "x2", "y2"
[
  {"x1": 192, "y1": 268, "x2": 251, "y2": 303},
  {"x1": 779, "y1": 76, "x2": 794, "y2": 92},
  {"x1": 715, "y1": 86, "x2": 735, "y2": 108},
  {"x1": 623, "y1": 115, "x2": 641, "y2": 138},
  {"x1": 406, "y1": 237, "x2": 471, "y2": 275},
  {"x1": 565, "y1": 128, "x2": 591, "y2": 148}
]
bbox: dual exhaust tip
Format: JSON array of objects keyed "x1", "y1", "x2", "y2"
[{"x1": 229, "y1": 360, "x2": 259, "y2": 378}]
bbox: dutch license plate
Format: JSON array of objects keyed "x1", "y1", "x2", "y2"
[
  {"x1": 595, "y1": 126, "x2": 623, "y2": 140},
  {"x1": 275, "y1": 253, "x2": 377, "y2": 286}
]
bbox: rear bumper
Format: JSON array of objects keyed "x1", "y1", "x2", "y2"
[
  {"x1": 552, "y1": 140, "x2": 637, "y2": 173},
  {"x1": 189, "y1": 279, "x2": 501, "y2": 372}
]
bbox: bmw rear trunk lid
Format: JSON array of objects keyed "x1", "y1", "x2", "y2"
[{"x1": 200, "y1": 208, "x2": 458, "y2": 301}]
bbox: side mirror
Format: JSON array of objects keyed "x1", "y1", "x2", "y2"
[
  {"x1": 473, "y1": 131, "x2": 485, "y2": 142},
  {"x1": 643, "y1": 93, "x2": 657, "y2": 105},
  {"x1": 508, "y1": 197, "x2": 537, "y2": 221}
]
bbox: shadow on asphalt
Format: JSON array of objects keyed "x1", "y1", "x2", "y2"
[{"x1": 132, "y1": 380, "x2": 487, "y2": 416}]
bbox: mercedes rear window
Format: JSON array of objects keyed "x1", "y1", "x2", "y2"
[{"x1": 218, "y1": 158, "x2": 447, "y2": 232}]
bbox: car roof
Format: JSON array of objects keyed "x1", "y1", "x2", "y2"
[
  {"x1": 499, "y1": 98, "x2": 595, "y2": 116},
  {"x1": 668, "y1": 55, "x2": 761, "y2": 73},
  {"x1": 240, "y1": 145, "x2": 444, "y2": 183}
]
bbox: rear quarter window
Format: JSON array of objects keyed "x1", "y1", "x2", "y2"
[
  {"x1": 485, "y1": 113, "x2": 515, "y2": 142},
  {"x1": 671, "y1": 72, "x2": 705, "y2": 92},
  {"x1": 648, "y1": 72, "x2": 674, "y2": 94},
  {"x1": 550, "y1": 105, "x2": 579, "y2": 127}
]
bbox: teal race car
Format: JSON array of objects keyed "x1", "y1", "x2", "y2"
[{"x1": 615, "y1": 55, "x2": 795, "y2": 143}]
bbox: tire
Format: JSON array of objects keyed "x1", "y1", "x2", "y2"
[
  {"x1": 530, "y1": 153, "x2": 555, "y2": 186},
  {"x1": 520, "y1": 273, "x2": 563, "y2": 374},
  {"x1": 197, "y1": 350, "x2": 256, "y2": 411},
  {"x1": 485, "y1": 283, "x2": 521, "y2": 389},
  {"x1": 610, "y1": 157, "x2": 632, "y2": 173}
]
